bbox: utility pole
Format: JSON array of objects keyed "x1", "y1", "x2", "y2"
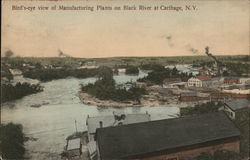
[{"x1": 75, "y1": 120, "x2": 78, "y2": 133}]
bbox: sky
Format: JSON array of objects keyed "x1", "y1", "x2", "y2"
[{"x1": 1, "y1": 0, "x2": 249, "y2": 58}]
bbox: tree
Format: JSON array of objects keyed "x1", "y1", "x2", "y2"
[{"x1": 0, "y1": 123, "x2": 25, "y2": 159}]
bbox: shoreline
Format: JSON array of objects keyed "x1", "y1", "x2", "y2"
[
  {"x1": 78, "y1": 87, "x2": 181, "y2": 107},
  {"x1": 79, "y1": 92, "x2": 142, "y2": 107}
]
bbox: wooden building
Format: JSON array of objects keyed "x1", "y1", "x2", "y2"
[
  {"x1": 223, "y1": 99, "x2": 250, "y2": 120},
  {"x1": 96, "y1": 112, "x2": 240, "y2": 160},
  {"x1": 187, "y1": 75, "x2": 212, "y2": 88}
]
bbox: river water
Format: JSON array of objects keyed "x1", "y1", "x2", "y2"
[{"x1": 1, "y1": 71, "x2": 185, "y2": 160}]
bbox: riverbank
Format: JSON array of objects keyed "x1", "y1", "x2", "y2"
[
  {"x1": 79, "y1": 85, "x2": 181, "y2": 107},
  {"x1": 79, "y1": 92, "x2": 142, "y2": 107}
]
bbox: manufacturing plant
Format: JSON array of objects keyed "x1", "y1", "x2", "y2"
[{"x1": 61, "y1": 97, "x2": 249, "y2": 160}]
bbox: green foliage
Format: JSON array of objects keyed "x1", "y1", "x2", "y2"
[
  {"x1": 1, "y1": 82, "x2": 43, "y2": 103},
  {"x1": 180, "y1": 102, "x2": 223, "y2": 116},
  {"x1": 0, "y1": 123, "x2": 25, "y2": 159},
  {"x1": 82, "y1": 67, "x2": 146, "y2": 102},
  {"x1": 138, "y1": 66, "x2": 192, "y2": 85},
  {"x1": 125, "y1": 66, "x2": 139, "y2": 75},
  {"x1": 225, "y1": 62, "x2": 250, "y2": 76},
  {"x1": 23, "y1": 68, "x2": 99, "y2": 82},
  {"x1": 140, "y1": 63, "x2": 165, "y2": 71}
]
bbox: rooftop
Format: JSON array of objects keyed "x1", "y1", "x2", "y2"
[
  {"x1": 67, "y1": 138, "x2": 81, "y2": 151},
  {"x1": 96, "y1": 112, "x2": 240, "y2": 160},
  {"x1": 225, "y1": 99, "x2": 250, "y2": 111},
  {"x1": 87, "y1": 113, "x2": 150, "y2": 134},
  {"x1": 196, "y1": 75, "x2": 212, "y2": 81}
]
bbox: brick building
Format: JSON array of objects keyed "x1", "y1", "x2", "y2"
[{"x1": 95, "y1": 112, "x2": 240, "y2": 160}]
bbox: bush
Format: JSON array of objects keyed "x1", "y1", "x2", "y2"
[{"x1": 125, "y1": 66, "x2": 139, "y2": 75}]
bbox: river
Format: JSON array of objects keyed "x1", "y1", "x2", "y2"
[{"x1": 1, "y1": 71, "x2": 185, "y2": 160}]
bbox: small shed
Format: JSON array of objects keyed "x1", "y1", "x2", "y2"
[
  {"x1": 66, "y1": 138, "x2": 82, "y2": 157},
  {"x1": 223, "y1": 99, "x2": 250, "y2": 120}
]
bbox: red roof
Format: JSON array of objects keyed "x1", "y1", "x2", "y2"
[
  {"x1": 196, "y1": 75, "x2": 212, "y2": 81},
  {"x1": 224, "y1": 79, "x2": 239, "y2": 83}
]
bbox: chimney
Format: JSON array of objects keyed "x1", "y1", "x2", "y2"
[{"x1": 99, "y1": 121, "x2": 103, "y2": 128}]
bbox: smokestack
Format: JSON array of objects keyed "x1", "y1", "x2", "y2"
[
  {"x1": 205, "y1": 46, "x2": 209, "y2": 55},
  {"x1": 99, "y1": 121, "x2": 103, "y2": 128}
]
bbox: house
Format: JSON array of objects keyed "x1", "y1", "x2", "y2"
[
  {"x1": 223, "y1": 99, "x2": 250, "y2": 120},
  {"x1": 86, "y1": 113, "x2": 151, "y2": 159},
  {"x1": 224, "y1": 77, "x2": 239, "y2": 85},
  {"x1": 65, "y1": 138, "x2": 82, "y2": 157},
  {"x1": 187, "y1": 75, "x2": 212, "y2": 88},
  {"x1": 96, "y1": 112, "x2": 240, "y2": 160}
]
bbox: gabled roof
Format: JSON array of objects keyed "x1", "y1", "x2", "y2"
[
  {"x1": 96, "y1": 112, "x2": 240, "y2": 160},
  {"x1": 225, "y1": 99, "x2": 250, "y2": 111}
]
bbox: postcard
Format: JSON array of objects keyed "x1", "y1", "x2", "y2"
[{"x1": 1, "y1": 0, "x2": 249, "y2": 160}]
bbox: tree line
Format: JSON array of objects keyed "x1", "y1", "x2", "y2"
[
  {"x1": 1, "y1": 82, "x2": 43, "y2": 103},
  {"x1": 138, "y1": 65, "x2": 193, "y2": 85},
  {"x1": 23, "y1": 68, "x2": 100, "y2": 82}
]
